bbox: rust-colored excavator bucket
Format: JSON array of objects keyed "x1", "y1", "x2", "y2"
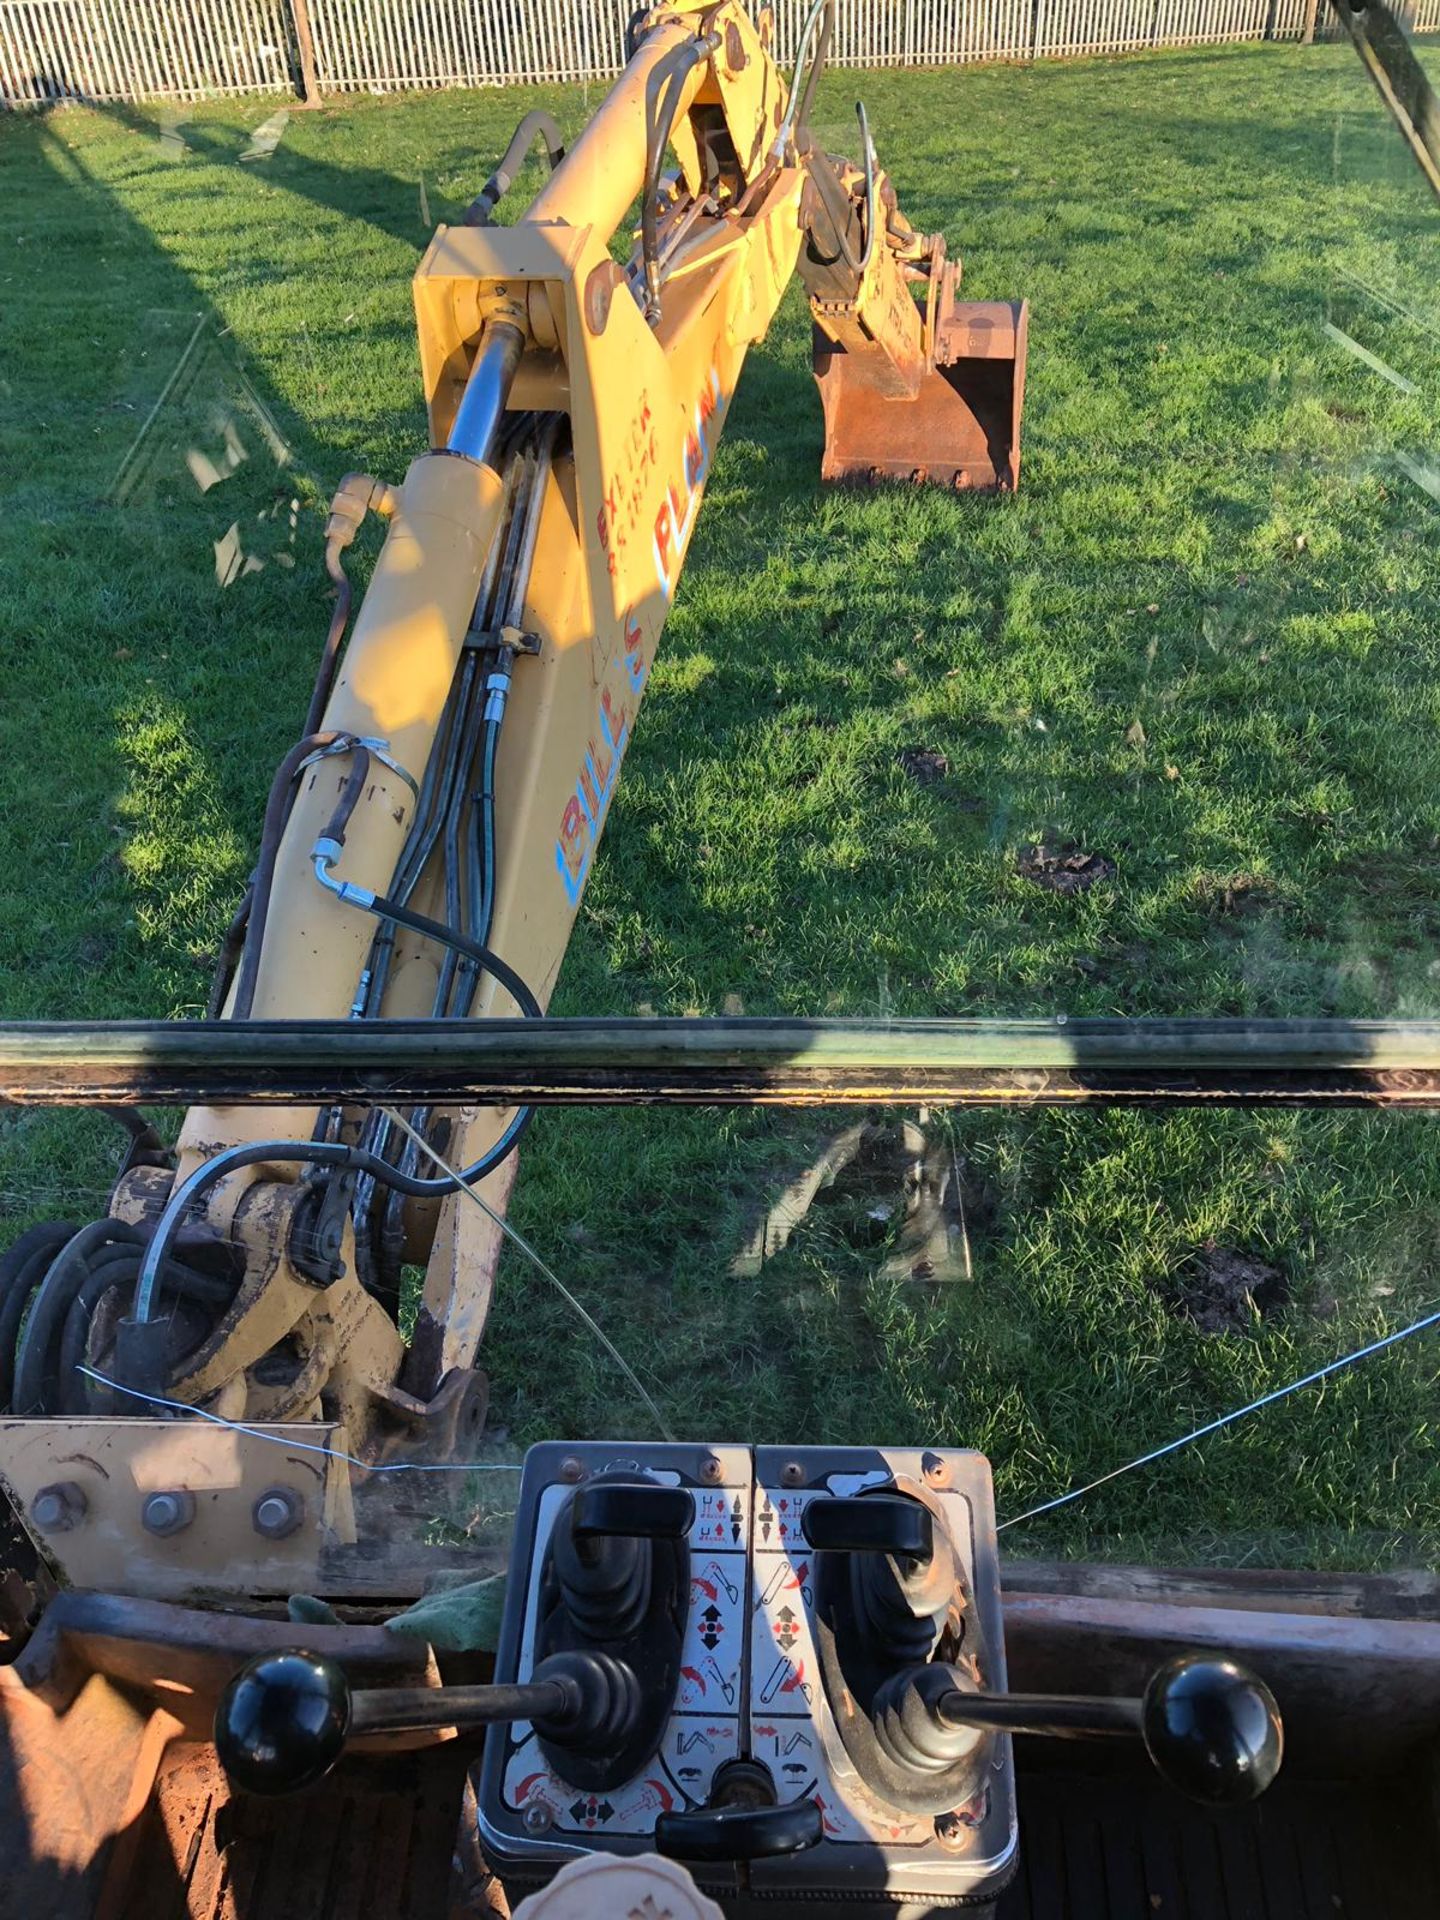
[{"x1": 814, "y1": 258, "x2": 1028, "y2": 491}]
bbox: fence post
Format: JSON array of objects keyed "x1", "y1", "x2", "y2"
[
  {"x1": 1302, "y1": 0, "x2": 1320, "y2": 40},
  {"x1": 288, "y1": 0, "x2": 323, "y2": 102}
]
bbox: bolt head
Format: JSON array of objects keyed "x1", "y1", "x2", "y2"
[
  {"x1": 780, "y1": 1462, "x2": 805, "y2": 1488},
  {"x1": 922, "y1": 1451, "x2": 951, "y2": 1487},
  {"x1": 522, "y1": 1801, "x2": 553, "y2": 1834},
  {"x1": 253, "y1": 1488, "x2": 303, "y2": 1541},
  {"x1": 141, "y1": 1489, "x2": 195, "y2": 1537},
  {"x1": 31, "y1": 1481, "x2": 86, "y2": 1532},
  {"x1": 936, "y1": 1804, "x2": 983, "y2": 1850},
  {"x1": 558, "y1": 1456, "x2": 585, "y2": 1484},
  {"x1": 699, "y1": 1454, "x2": 724, "y2": 1486}
]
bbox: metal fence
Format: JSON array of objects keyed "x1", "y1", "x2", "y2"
[{"x1": 2, "y1": 0, "x2": 1436, "y2": 106}]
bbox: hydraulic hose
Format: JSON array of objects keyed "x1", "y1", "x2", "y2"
[
  {"x1": 775, "y1": 0, "x2": 835, "y2": 159},
  {"x1": 0, "y1": 1222, "x2": 77, "y2": 1410},
  {"x1": 464, "y1": 110, "x2": 566, "y2": 226},
  {"x1": 232, "y1": 731, "x2": 340, "y2": 1019},
  {"x1": 640, "y1": 33, "x2": 720, "y2": 323},
  {"x1": 2, "y1": 1219, "x2": 234, "y2": 1416},
  {"x1": 313, "y1": 859, "x2": 541, "y2": 1023},
  {"x1": 128, "y1": 1112, "x2": 538, "y2": 1338}
]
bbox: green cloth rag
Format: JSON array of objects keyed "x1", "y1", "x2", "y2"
[
  {"x1": 285, "y1": 1571, "x2": 506, "y2": 1653},
  {"x1": 382, "y1": 1572, "x2": 507, "y2": 1654}
]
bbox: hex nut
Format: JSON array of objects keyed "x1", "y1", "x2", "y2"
[
  {"x1": 253, "y1": 1487, "x2": 304, "y2": 1541},
  {"x1": 523, "y1": 1801, "x2": 553, "y2": 1835},
  {"x1": 31, "y1": 1482, "x2": 87, "y2": 1533},
  {"x1": 141, "y1": 1489, "x2": 196, "y2": 1538}
]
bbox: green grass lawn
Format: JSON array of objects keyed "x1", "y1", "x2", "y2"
[{"x1": 5, "y1": 44, "x2": 1440, "y2": 1568}]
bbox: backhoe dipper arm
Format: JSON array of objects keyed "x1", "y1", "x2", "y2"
[{"x1": 0, "y1": 3, "x2": 1025, "y2": 1516}]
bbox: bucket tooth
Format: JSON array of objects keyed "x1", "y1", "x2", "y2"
[{"x1": 814, "y1": 294, "x2": 1029, "y2": 491}]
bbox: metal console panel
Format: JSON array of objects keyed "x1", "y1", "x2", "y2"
[
  {"x1": 748, "y1": 1446, "x2": 1015, "y2": 1907},
  {"x1": 476, "y1": 1441, "x2": 1016, "y2": 1914}
]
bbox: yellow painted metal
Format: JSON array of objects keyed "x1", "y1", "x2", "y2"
[
  {"x1": 811, "y1": 169, "x2": 929, "y2": 397},
  {"x1": 78, "y1": 0, "x2": 940, "y2": 1445},
  {"x1": 0, "y1": 1414, "x2": 356, "y2": 1602}
]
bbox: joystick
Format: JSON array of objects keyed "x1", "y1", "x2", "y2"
[
  {"x1": 530, "y1": 1471, "x2": 694, "y2": 1791},
  {"x1": 868, "y1": 1652, "x2": 1283, "y2": 1807},
  {"x1": 215, "y1": 1646, "x2": 645, "y2": 1795}
]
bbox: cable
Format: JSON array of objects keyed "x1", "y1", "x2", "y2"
[
  {"x1": 383, "y1": 1106, "x2": 672, "y2": 1441},
  {"x1": 997, "y1": 1302, "x2": 1440, "y2": 1532},
  {"x1": 79, "y1": 1365, "x2": 520, "y2": 1473}
]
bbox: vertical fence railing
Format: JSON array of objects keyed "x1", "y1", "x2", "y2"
[
  {"x1": 1, "y1": 0, "x2": 1430, "y2": 107},
  {"x1": 0, "y1": 0, "x2": 295, "y2": 102}
]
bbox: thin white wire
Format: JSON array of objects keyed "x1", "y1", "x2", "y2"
[
  {"x1": 380, "y1": 1106, "x2": 674, "y2": 1442},
  {"x1": 77, "y1": 1365, "x2": 517, "y2": 1472},
  {"x1": 998, "y1": 1303, "x2": 1440, "y2": 1531}
]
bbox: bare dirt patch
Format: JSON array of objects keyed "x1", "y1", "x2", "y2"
[
  {"x1": 1017, "y1": 843, "x2": 1117, "y2": 894},
  {"x1": 1164, "y1": 1240, "x2": 1289, "y2": 1334}
]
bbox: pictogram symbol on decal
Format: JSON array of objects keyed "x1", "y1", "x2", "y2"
[
  {"x1": 704, "y1": 1656, "x2": 736, "y2": 1704},
  {"x1": 699, "y1": 1604, "x2": 724, "y2": 1649},
  {"x1": 699, "y1": 1559, "x2": 739, "y2": 1603},
  {"x1": 759, "y1": 1498, "x2": 775, "y2": 1543},
  {"x1": 569, "y1": 1795, "x2": 616, "y2": 1827},
  {"x1": 730, "y1": 1496, "x2": 743, "y2": 1542},
  {"x1": 773, "y1": 1606, "x2": 799, "y2": 1652}
]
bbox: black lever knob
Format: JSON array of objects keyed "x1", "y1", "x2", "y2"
[
  {"x1": 214, "y1": 1648, "x2": 629, "y2": 1796},
  {"x1": 1140, "y1": 1655, "x2": 1284, "y2": 1807},
  {"x1": 801, "y1": 1494, "x2": 933, "y2": 1563},
  {"x1": 874, "y1": 1653, "x2": 1282, "y2": 1808},
  {"x1": 572, "y1": 1481, "x2": 695, "y2": 1541},
  {"x1": 214, "y1": 1650, "x2": 351, "y2": 1796}
]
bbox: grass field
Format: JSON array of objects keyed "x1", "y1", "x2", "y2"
[{"x1": 5, "y1": 44, "x2": 1440, "y2": 1567}]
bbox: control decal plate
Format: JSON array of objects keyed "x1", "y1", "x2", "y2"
[{"x1": 496, "y1": 1450, "x2": 750, "y2": 1838}]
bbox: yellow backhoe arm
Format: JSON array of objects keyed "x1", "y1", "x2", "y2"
[{"x1": 1, "y1": 1, "x2": 1027, "y2": 1530}]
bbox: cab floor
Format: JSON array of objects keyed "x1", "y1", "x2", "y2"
[
  {"x1": 1000, "y1": 1759, "x2": 1440, "y2": 1919},
  {"x1": 109, "y1": 1745, "x2": 1437, "y2": 1920}
]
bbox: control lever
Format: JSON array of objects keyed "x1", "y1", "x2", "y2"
[
  {"x1": 802, "y1": 1494, "x2": 933, "y2": 1563},
  {"x1": 656, "y1": 1798, "x2": 824, "y2": 1862},
  {"x1": 571, "y1": 1482, "x2": 694, "y2": 1540},
  {"x1": 803, "y1": 1491, "x2": 951, "y2": 1665},
  {"x1": 214, "y1": 1647, "x2": 641, "y2": 1796},
  {"x1": 872, "y1": 1653, "x2": 1283, "y2": 1807},
  {"x1": 551, "y1": 1479, "x2": 694, "y2": 1640}
]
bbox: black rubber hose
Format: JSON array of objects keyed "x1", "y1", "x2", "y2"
[
  {"x1": 12, "y1": 1221, "x2": 146, "y2": 1415},
  {"x1": 29, "y1": 1240, "x2": 141, "y2": 1416},
  {"x1": 464, "y1": 110, "x2": 566, "y2": 226},
  {"x1": 233, "y1": 731, "x2": 340, "y2": 1019},
  {"x1": 207, "y1": 886, "x2": 254, "y2": 1020},
  {"x1": 364, "y1": 893, "x2": 542, "y2": 1020},
  {"x1": 57, "y1": 1251, "x2": 234, "y2": 1415},
  {"x1": 318, "y1": 744, "x2": 371, "y2": 851},
  {"x1": 302, "y1": 562, "x2": 353, "y2": 742},
  {"x1": 0, "y1": 1222, "x2": 78, "y2": 1412},
  {"x1": 641, "y1": 39, "x2": 714, "y2": 321}
]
